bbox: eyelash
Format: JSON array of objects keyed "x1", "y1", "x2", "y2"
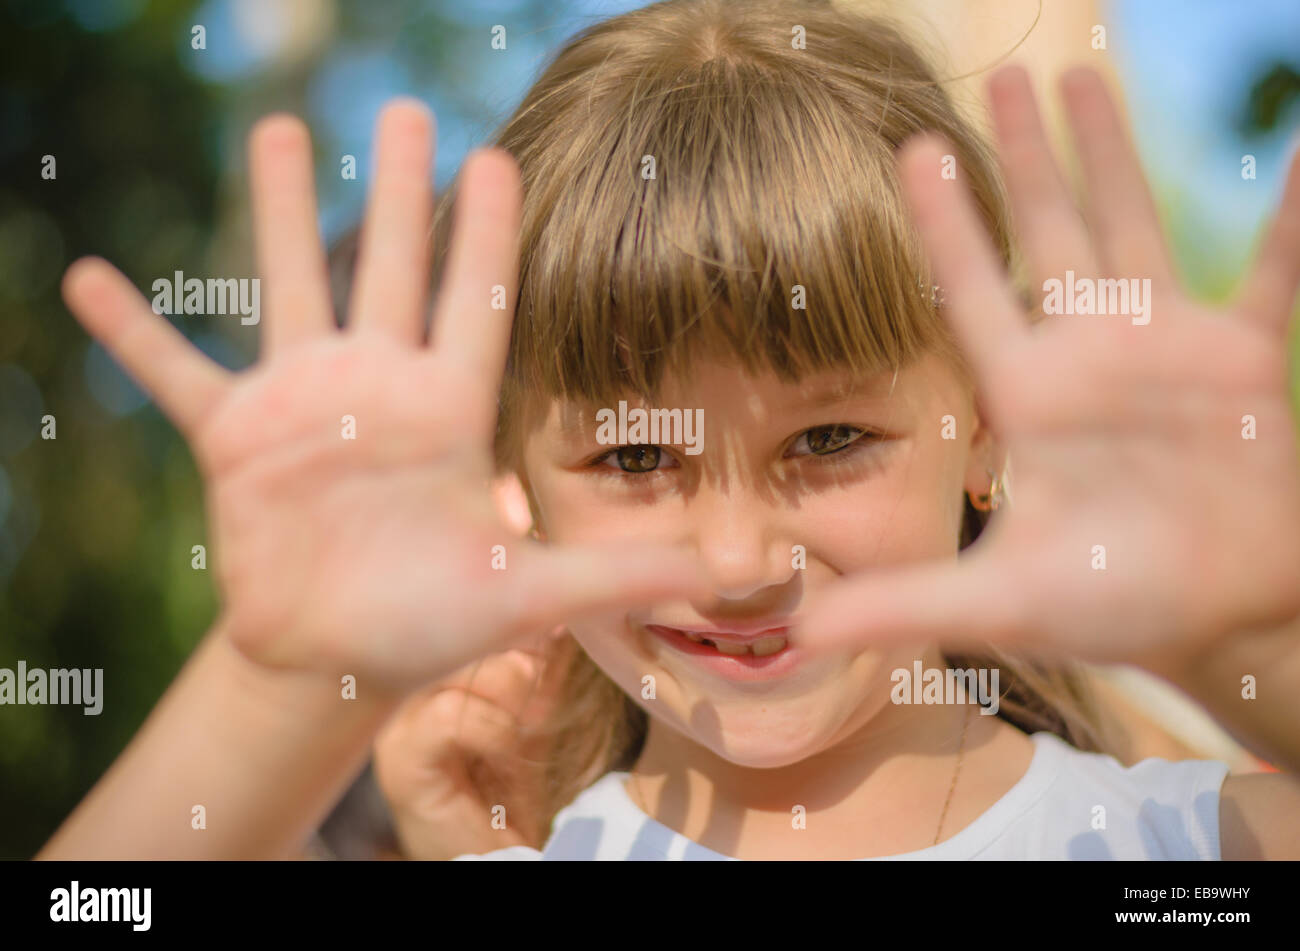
[{"x1": 586, "y1": 425, "x2": 882, "y2": 476}]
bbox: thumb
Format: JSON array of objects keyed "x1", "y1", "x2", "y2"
[
  {"x1": 794, "y1": 551, "x2": 1027, "y2": 656},
  {"x1": 507, "y1": 542, "x2": 712, "y2": 641}
]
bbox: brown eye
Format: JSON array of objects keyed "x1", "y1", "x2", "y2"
[
  {"x1": 798, "y1": 424, "x2": 863, "y2": 456},
  {"x1": 604, "y1": 445, "x2": 665, "y2": 473}
]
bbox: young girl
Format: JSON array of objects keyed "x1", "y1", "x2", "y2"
[{"x1": 43, "y1": 0, "x2": 1300, "y2": 860}]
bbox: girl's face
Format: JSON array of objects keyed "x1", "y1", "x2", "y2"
[{"x1": 520, "y1": 352, "x2": 994, "y2": 768}]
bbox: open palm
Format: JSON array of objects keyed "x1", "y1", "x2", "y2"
[
  {"x1": 803, "y1": 66, "x2": 1300, "y2": 669},
  {"x1": 61, "y1": 101, "x2": 707, "y2": 691}
]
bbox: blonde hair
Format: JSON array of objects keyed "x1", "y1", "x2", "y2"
[{"x1": 429, "y1": 0, "x2": 1131, "y2": 828}]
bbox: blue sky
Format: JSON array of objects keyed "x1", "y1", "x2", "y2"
[{"x1": 1110, "y1": 0, "x2": 1300, "y2": 289}]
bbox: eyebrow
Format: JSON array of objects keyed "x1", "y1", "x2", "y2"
[
  {"x1": 556, "y1": 403, "x2": 606, "y2": 437},
  {"x1": 552, "y1": 371, "x2": 901, "y2": 437},
  {"x1": 791, "y1": 371, "x2": 900, "y2": 409}
]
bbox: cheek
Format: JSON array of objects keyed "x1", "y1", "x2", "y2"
[
  {"x1": 808, "y1": 446, "x2": 966, "y2": 570},
  {"x1": 567, "y1": 616, "x2": 640, "y2": 687},
  {"x1": 522, "y1": 471, "x2": 649, "y2": 545}
]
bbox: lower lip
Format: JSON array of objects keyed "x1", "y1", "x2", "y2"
[{"x1": 644, "y1": 624, "x2": 802, "y2": 682}]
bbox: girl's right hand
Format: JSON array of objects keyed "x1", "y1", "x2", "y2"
[{"x1": 60, "y1": 99, "x2": 708, "y2": 693}]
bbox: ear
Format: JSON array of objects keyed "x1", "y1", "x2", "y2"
[{"x1": 962, "y1": 397, "x2": 1007, "y2": 504}]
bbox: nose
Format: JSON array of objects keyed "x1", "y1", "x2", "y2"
[{"x1": 689, "y1": 483, "x2": 797, "y2": 601}]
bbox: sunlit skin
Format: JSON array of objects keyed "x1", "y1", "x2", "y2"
[{"x1": 521, "y1": 355, "x2": 1036, "y2": 858}]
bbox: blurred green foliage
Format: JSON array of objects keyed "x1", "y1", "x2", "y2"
[
  {"x1": 1243, "y1": 62, "x2": 1300, "y2": 137},
  {"x1": 0, "y1": 1, "x2": 222, "y2": 860}
]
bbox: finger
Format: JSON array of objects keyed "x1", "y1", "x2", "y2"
[
  {"x1": 467, "y1": 648, "x2": 563, "y2": 729},
  {"x1": 378, "y1": 688, "x2": 524, "y2": 776},
  {"x1": 1059, "y1": 67, "x2": 1177, "y2": 288},
  {"x1": 897, "y1": 136, "x2": 1030, "y2": 394},
  {"x1": 440, "y1": 689, "x2": 550, "y2": 835},
  {"x1": 62, "y1": 257, "x2": 231, "y2": 437},
  {"x1": 349, "y1": 99, "x2": 437, "y2": 343},
  {"x1": 372, "y1": 696, "x2": 534, "y2": 856},
  {"x1": 987, "y1": 65, "x2": 1101, "y2": 294},
  {"x1": 435, "y1": 650, "x2": 542, "y2": 712},
  {"x1": 1238, "y1": 146, "x2": 1300, "y2": 335},
  {"x1": 444, "y1": 688, "x2": 525, "y2": 751},
  {"x1": 248, "y1": 115, "x2": 335, "y2": 356},
  {"x1": 426, "y1": 687, "x2": 549, "y2": 775},
  {"x1": 429, "y1": 148, "x2": 523, "y2": 440},
  {"x1": 793, "y1": 553, "x2": 1031, "y2": 657},
  {"x1": 506, "y1": 543, "x2": 713, "y2": 644},
  {"x1": 426, "y1": 634, "x2": 552, "y2": 700}
]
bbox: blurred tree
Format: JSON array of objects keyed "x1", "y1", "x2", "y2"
[
  {"x1": 1243, "y1": 61, "x2": 1300, "y2": 137},
  {"x1": 0, "y1": 0, "x2": 223, "y2": 859}
]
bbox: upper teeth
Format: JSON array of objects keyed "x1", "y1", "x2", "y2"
[{"x1": 684, "y1": 632, "x2": 787, "y2": 657}]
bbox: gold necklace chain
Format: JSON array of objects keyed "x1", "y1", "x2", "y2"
[
  {"x1": 933, "y1": 702, "x2": 972, "y2": 846},
  {"x1": 629, "y1": 703, "x2": 974, "y2": 854}
]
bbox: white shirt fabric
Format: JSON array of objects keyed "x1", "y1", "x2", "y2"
[{"x1": 452, "y1": 731, "x2": 1229, "y2": 860}]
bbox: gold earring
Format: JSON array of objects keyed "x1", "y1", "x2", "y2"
[{"x1": 972, "y1": 468, "x2": 1004, "y2": 512}]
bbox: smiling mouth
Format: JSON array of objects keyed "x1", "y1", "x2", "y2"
[{"x1": 645, "y1": 625, "x2": 790, "y2": 657}]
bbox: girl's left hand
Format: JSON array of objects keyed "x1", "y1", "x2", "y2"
[{"x1": 800, "y1": 65, "x2": 1300, "y2": 671}]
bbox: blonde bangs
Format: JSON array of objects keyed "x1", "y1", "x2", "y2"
[{"x1": 510, "y1": 58, "x2": 943, "y2": 401}]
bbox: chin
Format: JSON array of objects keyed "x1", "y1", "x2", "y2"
[
  {"x1": 702, "y1": 733, "x2": 824, "y2": 769},
  {"x1": 677, "y1": 703, "x2": 835, "y2": 769}
]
